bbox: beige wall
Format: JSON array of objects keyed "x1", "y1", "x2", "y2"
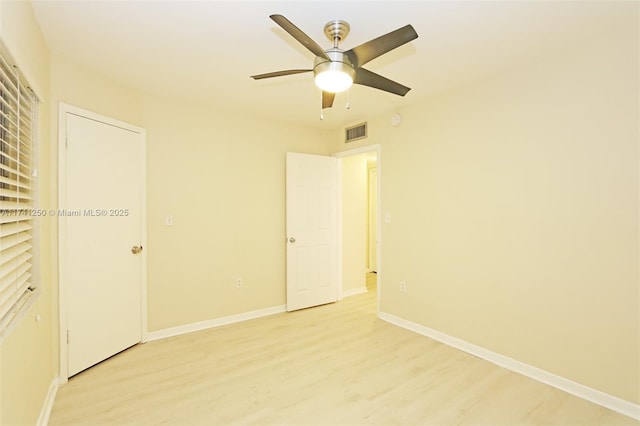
[
  {"x1": 143, "y1": 95, "x2": 332, "y2": 330},
  {"x1": 0, "y1": 1, "x2": 54, "y2": 425},
  {"x1": 50, "y1": 55, "x2": 144, "y2": 127},
  {"x1": 341, "y1": 154, "x2": 368, "y2": 293},
  {"x1": 367, "y1": 162, "x2": 377, "y2": 272},
  {"x1": 330, "y1": 25, "x2": 639, "y2": 403}
]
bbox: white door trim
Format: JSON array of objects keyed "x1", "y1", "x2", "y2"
[
  {"x1": 57, "y1": 103, "x2": 147, "y2": 383},
  {"x1": 334, "y1": 144, "x2": 381, "y2": 316}
]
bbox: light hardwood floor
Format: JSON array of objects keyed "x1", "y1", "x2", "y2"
[{"x1": 50, "y1": 277, "x2": 637, "y2": 425}]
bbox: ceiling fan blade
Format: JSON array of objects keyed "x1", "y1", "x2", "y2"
[
  {"x1": 251, "y1": 69, "x2": 312, "y2": 80},
  {"x1": 322, "y1": 91, "x2": 335, "y2": 109},
  {"x1": 270, "y1": 15, "x2": 330, "y2": 60},
  {"x1": 346, "y1": 24, "x2": 418, "y2": 68},
  {"x1": 354, "y1": 68, "x2": 411, "y2": 96}
]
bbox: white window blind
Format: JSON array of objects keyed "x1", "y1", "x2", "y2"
[{"x1": 0, "y1": 46, "x2": 39, "y2": 343}]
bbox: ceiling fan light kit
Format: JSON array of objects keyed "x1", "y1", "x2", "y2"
[
  {"x1": 313, "y1": 49, "x2": 355, "y2": 93},
  {"x1": 251, "y1": 14, "x2": 418, "y2": 117}
]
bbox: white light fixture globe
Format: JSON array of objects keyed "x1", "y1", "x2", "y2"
[
  {"x1": 315, "y1": 69, "x2": 353, "y2": 93},
  {"x1": 313, "y1": 49, "x2": 355, "y2": 93}
]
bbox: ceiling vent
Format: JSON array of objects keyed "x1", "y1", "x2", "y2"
[{"x1": 345, "y1": 122, "x2": 367, "y2": 143}]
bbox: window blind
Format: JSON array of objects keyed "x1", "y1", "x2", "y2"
[{"x1": 0, "y1": 47, "x2": 38, "y2": 342}]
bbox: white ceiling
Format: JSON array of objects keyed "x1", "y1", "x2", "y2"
[{"x1": 31, "y1": 1, "x2": 635, "y2": 130}]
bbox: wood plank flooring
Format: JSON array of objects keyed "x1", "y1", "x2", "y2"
[{"x1": 50, "y1": 278, "x2": 637, "y2": 425}]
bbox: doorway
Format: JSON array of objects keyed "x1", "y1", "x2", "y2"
[{"x1": 336, "y1": 145, "x2": 381, "y2": 314}]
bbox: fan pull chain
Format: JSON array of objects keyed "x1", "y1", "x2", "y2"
[
  {"x1": 320, "y1": 92, "x2": 324, "y2": 120},
  {"x1": 346, "y1": 89, "x2": 351, "y2": 110}
]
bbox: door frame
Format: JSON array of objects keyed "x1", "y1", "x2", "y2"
[
  {"x1": 334, "y1": 144, "x2": 381, "y2": 316},
  {"x1": 57, "y1": 103, "x2": 148, "y2": 383}
]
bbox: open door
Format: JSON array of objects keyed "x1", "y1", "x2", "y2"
[{"x1": 286, "y1": 152, "x2": 338, "y2": 311}]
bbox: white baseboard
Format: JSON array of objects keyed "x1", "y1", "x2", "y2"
[
  {"x1": 343, "y1": 286, "x2": 368, "y2": 298},
  {"x1": 145, "y1": 305, "x2": 287, "y2": 342},
  {"x1": 378, "y1": 311, "x2": 640, "y2": 421},
  {"x1": 37, "y1": 377, "x2": 59, "y2": 426}
]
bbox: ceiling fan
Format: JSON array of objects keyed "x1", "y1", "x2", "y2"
[{"x1": 251, "y1": 15, "x2": 418, "y2": 112}]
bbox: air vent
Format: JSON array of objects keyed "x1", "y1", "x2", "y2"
[{"x1": 345, "y1": 122, "x2": 367, "y2": 143}]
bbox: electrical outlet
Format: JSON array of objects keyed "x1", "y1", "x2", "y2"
[
  {"x1": 400, "y1": 281, "x2": 407, "y2": 292},
  {"x1": 235, "y1": 277, "x2": 244, "y2": 288}
]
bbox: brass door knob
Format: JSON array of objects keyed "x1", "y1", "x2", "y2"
[{"x1": 131, "y1": 245, "x2": 143, "y2": 254}]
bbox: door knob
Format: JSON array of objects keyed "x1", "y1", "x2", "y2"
[
  {"x1": 289, "y1": 237, "x2": 296, "y2": 243},
  {"x1": 131, "y1": 245, "x2": 143, "y2": 254}
]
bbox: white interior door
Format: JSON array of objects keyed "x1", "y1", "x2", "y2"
[
  {"x1": 286, "y1": 152, "x2": 338, "y2": 311},
  {"x1": 63, "y1": 111, "x2": 145, "y2": 377}
]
